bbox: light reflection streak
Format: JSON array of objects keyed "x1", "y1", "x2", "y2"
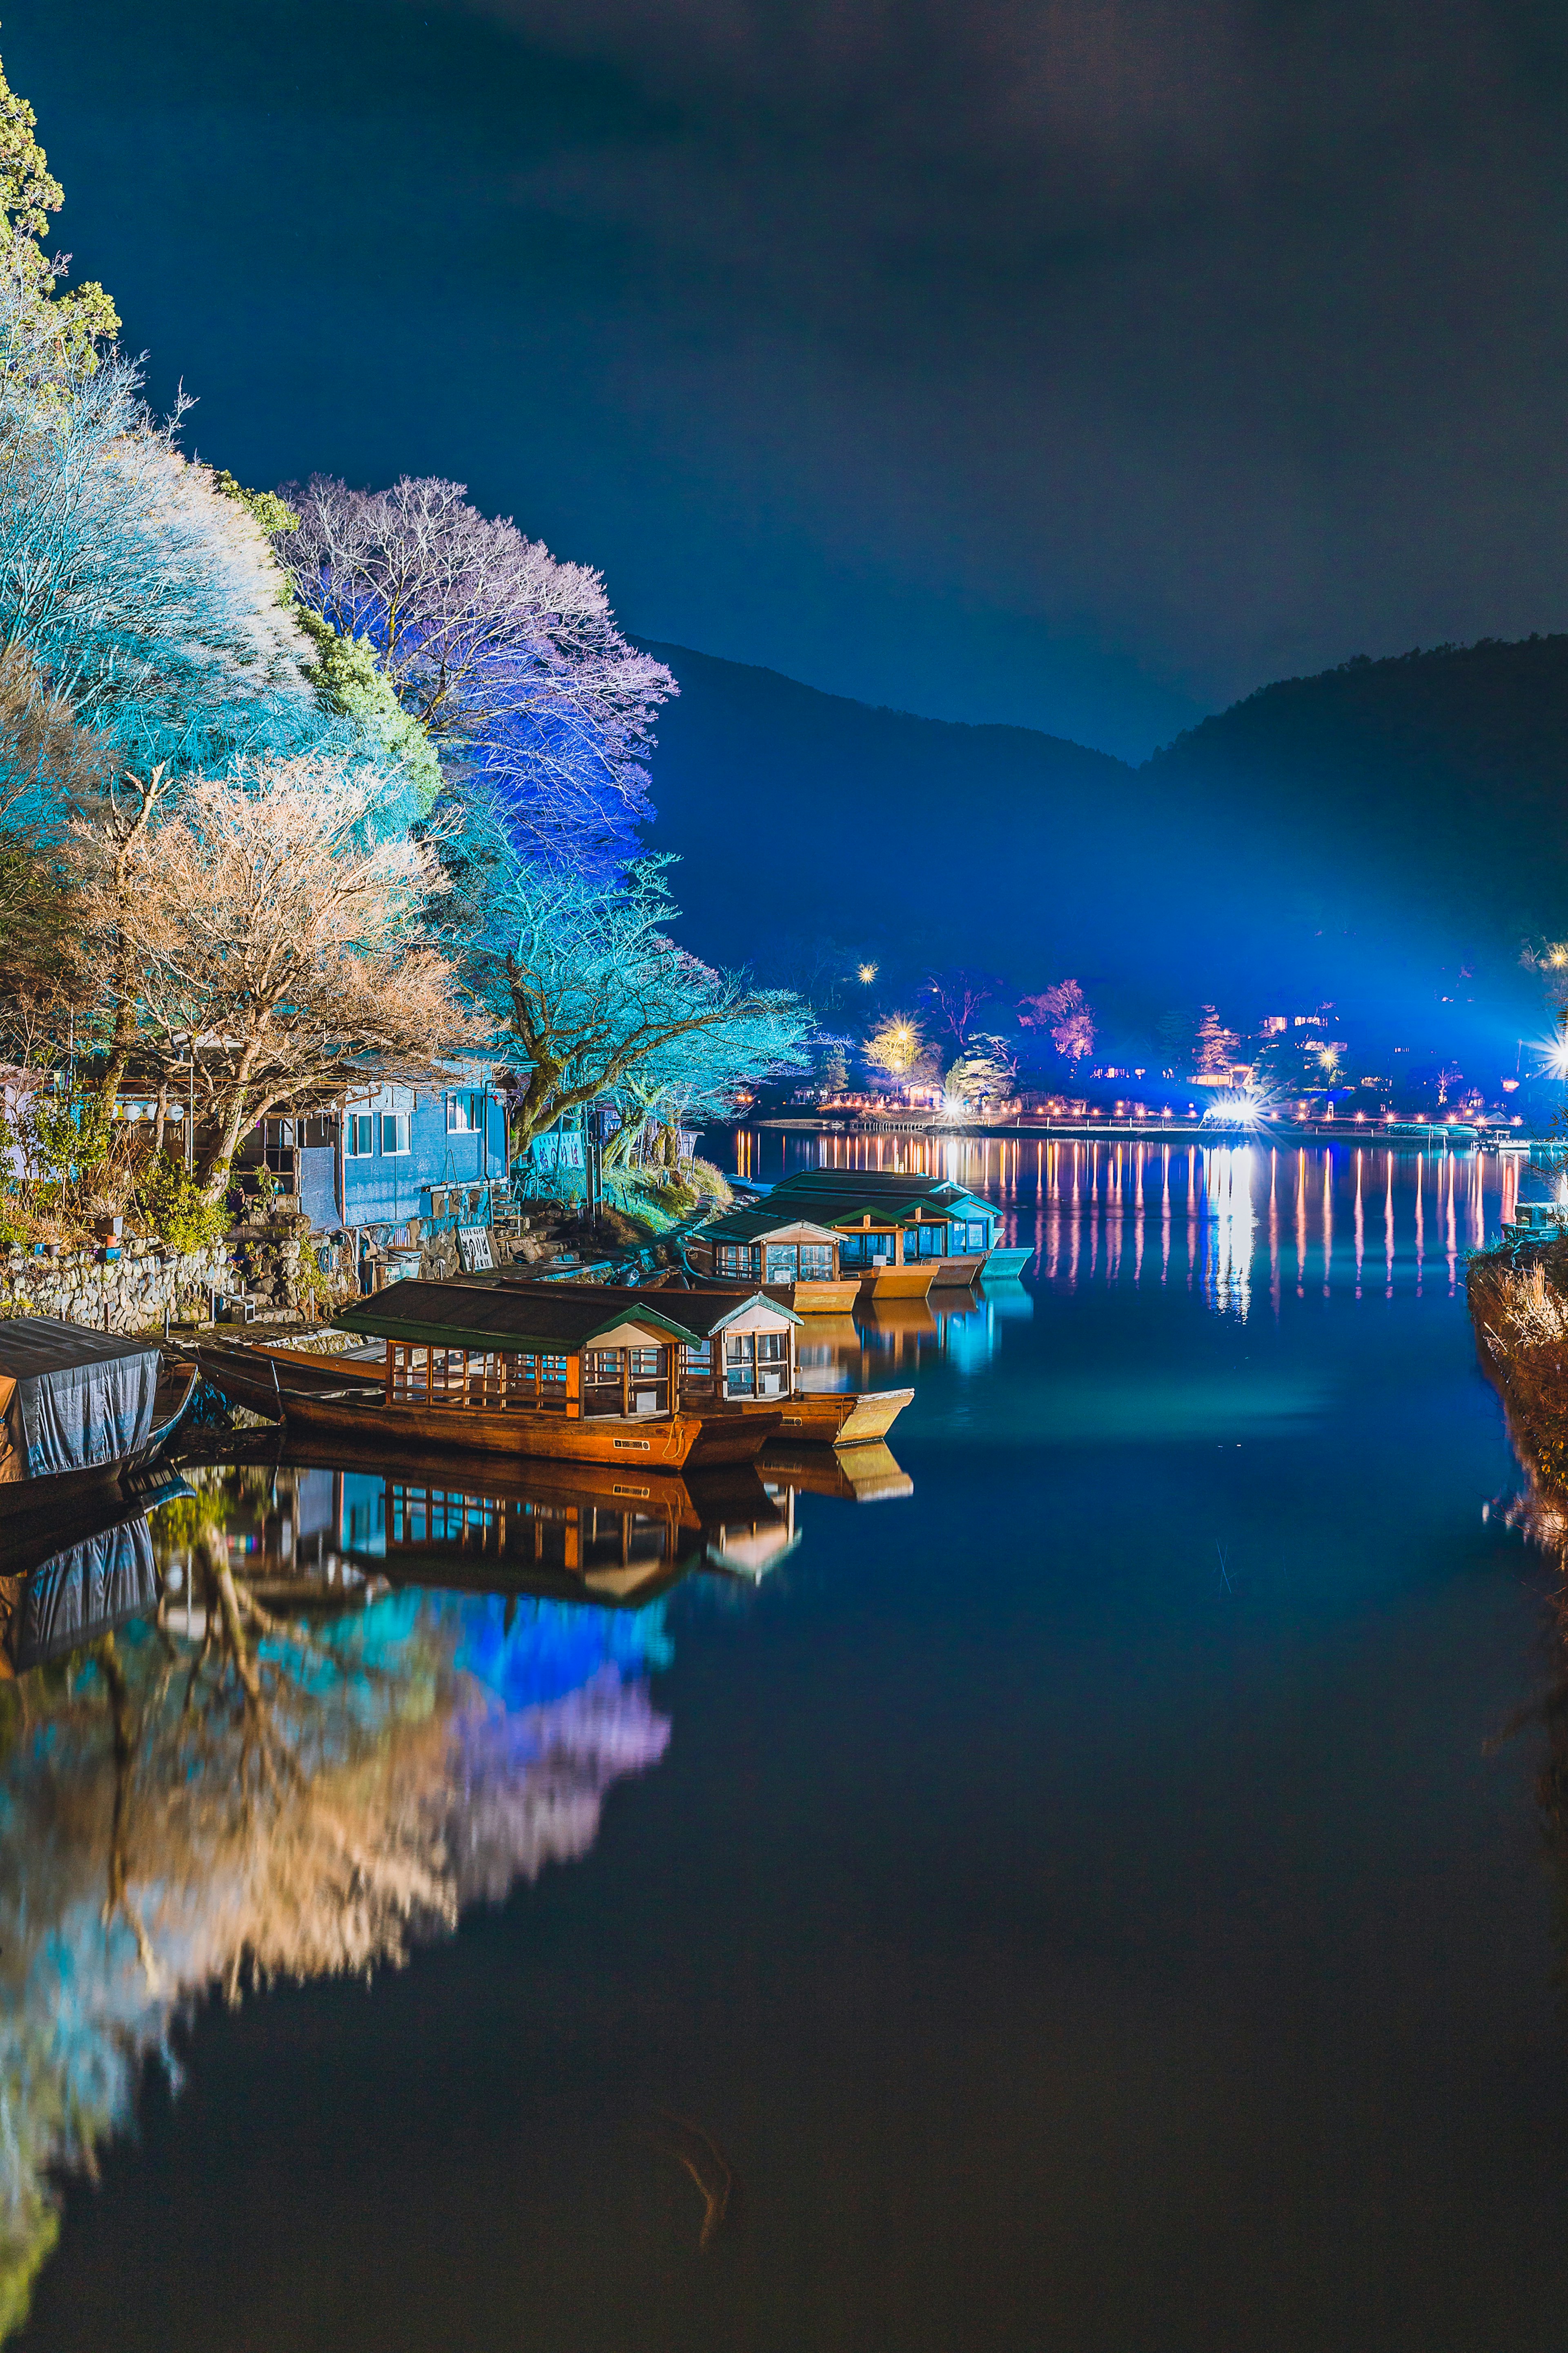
[
  {"x1": 1202, "y1": 1146, "x2": 1256, "y2": 1318},
  {"x1": 740, "y1": 1131, "x2": 1521, "y2": 1319}
]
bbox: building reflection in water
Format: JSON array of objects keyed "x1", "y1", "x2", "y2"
[
  {"x1": 731, "y1": 1131, "x2": 1525, "y2": 1321},
  {"x1": 0, "y1": 1430, "x2": 909, "y2": 2337}
]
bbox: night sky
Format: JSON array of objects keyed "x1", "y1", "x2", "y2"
[{"x1": 14, "y1": 0, "x2": 1568, "y2": 757}]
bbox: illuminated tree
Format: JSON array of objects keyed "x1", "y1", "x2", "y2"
[
  {"x1": 1018, "y1": 979, "x2": 1095, "y2": 1062},
  {"x1": 864, "y1": 1009, "x2": 927, "y2": 1078},
  {"x1": 79, "y1": 752, "x2": 475, "y2": 1195},
  {"x1": 279, "y1": 475, "x2": 676, "y2": 868},
  {"x1": 924, "y1": 968, "x2": 996, "y2": 1045},
  {"x1": 461, "y1": 825, "x2": 808, "y2": 1152},
  {"x1": 1194, "y1": 1005, "x2": 1239, "y2": 1078}
]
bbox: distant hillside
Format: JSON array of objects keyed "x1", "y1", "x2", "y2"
[
  {"x1": 640, "y1": 635, "x2": 1568, "y2": 1057},
  {"x1": 638, "y1": 640, "x2": 1127, "y2": 983},
  {"x1": 1145, "y1": 634, "x2": 1568, "y2": 947}
]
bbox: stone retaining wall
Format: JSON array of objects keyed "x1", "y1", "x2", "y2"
[{"x1": 0, "y1": 1239, "x2": 235, "y2": 1335}]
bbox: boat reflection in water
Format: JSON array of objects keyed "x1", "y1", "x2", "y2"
[{"x1": 0, "y1": 1428, "x2": 909, "y2": 2339}]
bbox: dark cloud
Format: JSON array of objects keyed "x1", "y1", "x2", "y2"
[{"x1": 14, "y1": 0, "x2": 1568, "y2": 751}]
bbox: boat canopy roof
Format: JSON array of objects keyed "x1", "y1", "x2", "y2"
[
  {"x1": 761, "y1": 1170, "x2": 998, "y2": 1229},
  {"x1": 439, "y1": 1276, "x2": 802, "y2": 1340},
  {"x1": 626, "y1": 1285, "x2": 802, "y2": 1338},
  {"x1": 700, "y1": 1207, "x2": 843, "y2": 1247},
  {"x1": 335, "y1": 1280, "x2": 704, "y2": 1355}
]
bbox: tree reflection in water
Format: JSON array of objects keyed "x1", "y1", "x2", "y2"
[{"x1": 0, "y1": 1473, "x2": 671, "y2": 2340}]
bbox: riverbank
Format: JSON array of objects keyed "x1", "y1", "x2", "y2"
[{"x1": 1468, "y1": 1236, "x2": 1568, "y2": 1498}]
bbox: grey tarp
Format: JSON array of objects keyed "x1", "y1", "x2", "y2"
[
  {"x1": 0, "y1": 1317, "x2": 160, "y2": 1479},
  {"x1": 13, "y1": 1517, "x2": 158, "y2": 1671}
]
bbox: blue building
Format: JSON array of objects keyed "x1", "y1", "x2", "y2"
[{"x1": 244, "y1": 1074, "x2": 510, "y2": 1240}]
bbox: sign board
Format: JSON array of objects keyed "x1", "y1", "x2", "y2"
[
  {"x1": 530, "y1": 1131, "x2": 585, "y2": 1172},
  {"x1": 456, "y1": 1225, "x2": 496, "y2": 1273}
]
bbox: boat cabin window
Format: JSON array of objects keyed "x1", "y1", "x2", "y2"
[
  {"x1": 908, "y1": 1223, "x2": 947, "y2": 1258},
  {"x1": 581, "y1": 1343, "x2": 670, "y2": 1416},
  {"x1": 724, "y1": 1330, "x2": 790, "y2": 1398},
  {"x1": 951, "y1": 1219, "x2": 989, "y2": 1251},
  {"x1": 762, "y1": 1242, "x2": 834, "y2": 1282},
  {"x1": 717, "y1": 1242, "x2": 761, "y2": 1279},
  {"x1": 839, "y1": 1229, "x2": 896, "y2": 1268}
]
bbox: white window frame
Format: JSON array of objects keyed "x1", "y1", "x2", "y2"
[
  {"x1": 381, "y1": 1111, "x2": 411, "y2": 1157},
  {"x1": 345, "y1": 1113, "x2": 375, "y2": 1159},
  {"x1": 446, "y1": 1090, "x2": 485, "y2": 1135}
]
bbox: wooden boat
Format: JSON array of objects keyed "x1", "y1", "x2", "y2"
[
  {"x1": 555, "y1": 1282, "x2": 913, "y2": 1452},
  {"x1": 931, "y1": 1253, "x2": 991, "y2": 1287},
  {"x1": 197, "y1": 1280, "x2": 777, "y2": 1470},
  {"x1": 690, "y1": 1210, "x2": 858, "y2": 1311},
  {"x1": 980, "y1": 1246, "x2": 1034, "y2": 1280},
  {"x1": 0, "y1": 1319, "x2": 197, "y2": 1529},
  {"x1": 856, "y1": 1262, "x2": 937, "y2": 1302},
  {"x1": 769, "y1": 1385, "x2": 913, "y2": 1445}
]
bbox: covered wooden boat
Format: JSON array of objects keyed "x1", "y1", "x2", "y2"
[
  {"x1": 198, "y1": 1280, "x2": 775, "y2": 1469},
  {"x1": 741, "y1": 1169, "x2": 1004, "y2": 1289},
  {"x1": 0, "y1": 1318, "x2": 196, "y2": 1526},
  {"x1": 556, "y1": 1282, "x2": 914, "y2": 1452},
  {"x1": 689, "y1": 1209, "x2": 861, "y2": 1312},
  {"x1": 980, "y1": 1246, "x2": 1034, "y2": 1280}
]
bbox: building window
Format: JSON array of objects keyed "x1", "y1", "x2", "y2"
[
  {"x1": 345, "y1": 1113, "x2": 375, "y2": 1158},
  {"x1": 447, "y1": 1091, "x2": 485, "y2": 1134},
  {"x1": 798, "y1": 1244, "x2": 834, "y2": 1280},
  {"x1": 381, "y1": 1112, "x2": 411, "y2": 1156}
]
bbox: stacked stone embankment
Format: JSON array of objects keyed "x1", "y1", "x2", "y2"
[{"x1": 0, "y1": 1238, "x2": 234, "y2": 1335}]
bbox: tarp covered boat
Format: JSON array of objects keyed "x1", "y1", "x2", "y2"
[{"x1": 0, "y1": 1318, "x2": 160, "y2": 1485}]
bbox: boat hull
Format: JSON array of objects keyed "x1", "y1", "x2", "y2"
[
  {"x1": 929, "y1": 1253, "x2": 990, "y2": 1287},
  {"x1": 855, "y1": 1265, "x2": 936, "y2": 1302},
  {"x1": 980, "y1": 1247, "x2": 1033, "y2": 1280},
  {"x1": 771, "y1": 1386, "x2": 913, "y2": 1446},
  {"x1": 782, "y1": 1278, "x2": 862, "y2": 1315},
  {"x1": 0, "y1": 1360, "x2": 196, "y2": 1528},
  {"x1": 196, "y1": 1349, "x2": 775, "y2": 1468}
]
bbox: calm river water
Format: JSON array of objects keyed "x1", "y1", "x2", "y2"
[{"x1": 7, "y1": 1136, "x2": 1568, "y2": 2352}]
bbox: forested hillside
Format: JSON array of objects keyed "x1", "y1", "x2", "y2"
[{"x1": 644, "y1": 636, "x2": 1568, "y2": 1055}]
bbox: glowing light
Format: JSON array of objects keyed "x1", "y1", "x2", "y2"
[
  {"x1": 1202, "y1": 1092, "x2": 1265, "y2": 1129},
  {"x1": 857, "y1": 962, "x2": 878, "y2": 984}
]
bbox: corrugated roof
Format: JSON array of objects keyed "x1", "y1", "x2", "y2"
[{"x1": 335, "y1": 1280, "x2": 704, "y2": 1354}]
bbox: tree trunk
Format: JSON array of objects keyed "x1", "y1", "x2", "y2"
[{"x1": 97, "y1": 766, "x2": 168, "y2": 1120}]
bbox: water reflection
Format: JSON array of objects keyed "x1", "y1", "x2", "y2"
[
  {"x1": 732, "y1": 1131, "x2": 1524, "y2": 1314},
  {"x1": 0, "y1": 1421, "x2": 913, "y2": 2337}
]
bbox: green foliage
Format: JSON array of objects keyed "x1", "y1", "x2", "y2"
[
  {"x1": 135, "y1": 1151, "x2": 229, "y2": 1251},
  {"x1": 0, "y1": 45, "x2": 117, "y2": 367},
  {"x1": 294, "y1": 606, "x2": 443, "y2": 812},
  {"x1": 207, "y1": 468, "x2": 299, "y2": 540}
]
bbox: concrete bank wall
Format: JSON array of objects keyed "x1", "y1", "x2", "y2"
[{"x1": 0, "y1": 1240, "x2": 234, "y2": 1335}]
